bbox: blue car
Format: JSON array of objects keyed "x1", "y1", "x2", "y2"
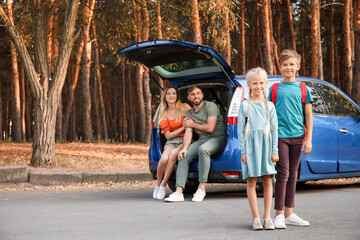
[{"x1": 118, "y1": 40, "x2": 360, "y2": 191}]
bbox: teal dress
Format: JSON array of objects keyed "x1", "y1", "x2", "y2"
[{"x1": 237, "y1": 100, "x2": 278, "y2": 180}]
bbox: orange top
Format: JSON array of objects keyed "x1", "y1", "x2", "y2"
[{"x1": 159, "y1": 115, "x2": 185, "y2": 137}]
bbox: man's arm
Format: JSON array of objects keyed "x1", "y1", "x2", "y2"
[
  {"x1": 183, "y1": 115, "x2": 217, "y2": 134},
  {"x1": 302, "y1": 103, "x2": 313, "y2": 155},
  {"x1": 178, "y1": 127, "x2": 193, "y2": 160}
]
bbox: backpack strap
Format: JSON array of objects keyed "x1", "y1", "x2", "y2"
[
  {"x1": 300, "y1": 83, "x2": 308, "y2": 140},
  {"x1": 300, "y1": 83, "x2": 307, "y2": 103},
  {"x1": 271, "y1": 83, "x2": 280, "y2": 105}
]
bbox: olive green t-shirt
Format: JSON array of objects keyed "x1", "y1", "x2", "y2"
[{"x1": 185, "y1": 101, "x2": 225, "y2": 139}]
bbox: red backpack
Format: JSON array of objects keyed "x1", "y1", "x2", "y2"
[{"x1": 270, "y1": 82, "x2": 308, "y2": 139}]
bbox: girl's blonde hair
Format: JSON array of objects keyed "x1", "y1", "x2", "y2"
[
  {"x1": 244, "y1": 67, "x2": 270, "y2": 140},
  {"x1": 159, "y1": 86, "x2": 183, "y2": 121}
]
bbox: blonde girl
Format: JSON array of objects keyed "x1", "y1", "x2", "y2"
[
  {"x1": 153, "y1": 86, "x2": 190, "y2": 200},
  {"x1": 237, "y1": 67, "x2": 279, "y2": 230}
]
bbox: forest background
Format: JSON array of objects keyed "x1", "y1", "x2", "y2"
[{"x1": 0, "y1": 0, "x2": 359, "y2": 167}]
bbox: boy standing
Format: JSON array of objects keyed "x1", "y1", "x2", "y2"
[{"x1": 268, "y1": 49, "x2": 313, "y2": 228}]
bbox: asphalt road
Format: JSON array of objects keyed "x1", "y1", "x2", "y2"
[{"x1": 0, "y1": 183, "x2": 359, "y2": 240}]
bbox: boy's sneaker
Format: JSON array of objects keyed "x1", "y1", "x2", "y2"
[
  {"x1": 264, "y1": 218, "x2": 275, "y2": 230},
  {"x1": 192, "y1": 189, "x2": 206, "y2": 202},
  {"x1": 252, "y1": 218, "x2": 264, "y2": 230},
  {"x1": 152, "y1": 185, "x2": 159, "y2": 199},
  {"x1": 156, "y1": 186, "x2": 166, "y2": 200},
  {"x1": 274, "y1": 214, "x2": 286, "y2": 229},
  {"x1": 164, "y1": 192, "x2": 184, "y2": 202},
  {"x1": 285, "y1": 213, "x2": 310, "y2": 227}
]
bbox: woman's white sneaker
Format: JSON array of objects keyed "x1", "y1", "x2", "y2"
[
  {"x1": 274, "y1": 214, "x2": 286, "y2": 229},
  {"x1": 153, "y1": 185, "x2": 159, "y2": 199},
  {"x1": 285, "y1": 213, "x2": 310, "y2": 227}
]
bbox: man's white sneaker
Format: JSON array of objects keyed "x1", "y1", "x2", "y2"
[
  {"x1": 285, "y1": 213, "x2": 310, "y2": 227},
  {"x1": 164, "y1": 192, "x2": 184, "y2": 202},
  {"x1": 192, "y1": 189, "x2": 206, "y2": 202},
  {"x1": 264, "y1": 218, "x2": 275, "y2": 230},
  {"x1": 153, "y1": 185, "x2": 159, "y2": 199},
  {"x1": 274, "y1": 214, "x2": 286, "y2": 229},
  {"x1": 156, "y1": 186, "x2": 166, "y2": 200},
  {"x1": 252, "y1": 218, "x2": 263, "y2": 230}
]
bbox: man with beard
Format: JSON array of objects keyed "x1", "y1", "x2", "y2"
[{"x1": 164, "y1": 85, "x2": 225, "y2": 202}]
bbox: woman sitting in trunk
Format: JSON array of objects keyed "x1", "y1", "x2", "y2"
[{"x1": 153, "y1": 86, "x2": 190, "y2": 200}]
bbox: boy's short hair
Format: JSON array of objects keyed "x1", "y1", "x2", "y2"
[
  {"x1": 279, "y1": 49, "x2": 301, "y2": 65},
  {"x1": 187, "y1": 85, "x2": 201, "y2": 95}
]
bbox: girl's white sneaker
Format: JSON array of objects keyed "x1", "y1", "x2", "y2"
[
  {"x1": 264, "y1": 218, "x2": 275, "y2": 230},
  {"x1": 252, "y1": 218, "x2": 264, "y2": 230}
]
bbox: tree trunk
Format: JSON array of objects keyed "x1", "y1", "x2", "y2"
[
  {"x1": 142, "y1": 0, "x2": 151, "y2": 144},
  {"x1": 0, "y1": 0, "x2": 80, "y2": 166},
  {"x1": 80, "y1": 0, "x2": 96, "y2": 142},
  {"x1": 132, "y1": 0, "x2": 146, "y2": 142},
  {"x1": 156, "y1": 0, "x2": 163, "y2": 39},
  {"x1": 284, "y1": 0, "x2": 296, "y2": 50},
  {"x1": 261, "y1": 0, "x2": 274, "y2": 74},
  {"x1": 126, "y1": 64, "x2": 136, "y2": 142},
  {"x1": 328, "y1": 1, "x2": 335, "y2": 84},
  {"x1": 343, "y1": 0, "x2": 352, "y2": 95},
  {"x1": 143, "y1": 71, "x2": 152, "y2": 144},
  {"x1": 246, "y1": 1, "x2": 256, "y2": 68},
  {"x1": 62, "y1": 42, "x2": 84, "y2": 140},
  {"x1": 256, "y1": 2, "x2": 264, "y2": 68},
  {"x1": 353, "y1": 0, "x2": 360, "y2": 105},
  {"x1": 6, "y1": 0, "x2": 22, "y2": 142},
  {"x1": 311, "y1": 0, "x2": 320, "y2": 79},
  {"x1": 121, "y1": 64, "x2": 127, "y2": 142},
  {"x1": 93, "y1": 23, "x2": 108, "y2": 140},
  {"x1": 275, "y1": 3, "x2": 282, "y2": 56},
  {"x1": 223, "y1": 2, "x2": 231, "y2": 65},
  {"x1": 191, "y1": 0, "x2": 202, "y2": 44},
  {"x1": 300, "y1": 7, "x2": 307, "y2": 76},
  {"x1": 20, "y1": 64, "x2": 26, "y2": 141}
]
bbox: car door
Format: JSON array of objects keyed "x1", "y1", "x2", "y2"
[
  {"x1": 300, "y1": 80, "x2": 339, "y2": 173},
  {"x1": 314, "y1": 82, "x2": 360, "y2": 172}
]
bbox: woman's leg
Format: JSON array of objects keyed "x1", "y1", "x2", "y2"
[
  {"x1": 161, "y1": 144, "x2": 183, "y2": 187},
  {"x1": 156, "y1": 146, "x2": 173, "y2": 187},
  {"x1": 247, "y1": 177, "x2": 260, "y2": 219},
  {"x1": 262, "y1": 175, "x2": 273, "y2": 219}
]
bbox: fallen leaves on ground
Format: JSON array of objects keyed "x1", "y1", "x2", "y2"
[{"x1": 0, "y1": 142, "x2": 149, "y2": 172}]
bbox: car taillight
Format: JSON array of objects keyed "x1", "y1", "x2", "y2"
[
  {"x1": 227, "y1": 116, "x2": 238, "y2": 125},
  {"x1": 223, "y1": 172, "x2": 240, "y2": 179},
  {"x1": 152, "y1": 121, "x2": 155, "y2": 129}
]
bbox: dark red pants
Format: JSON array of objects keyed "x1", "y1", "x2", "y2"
[{"x1": 274, "y1": 135, "x2": 304, "y2": 210}]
